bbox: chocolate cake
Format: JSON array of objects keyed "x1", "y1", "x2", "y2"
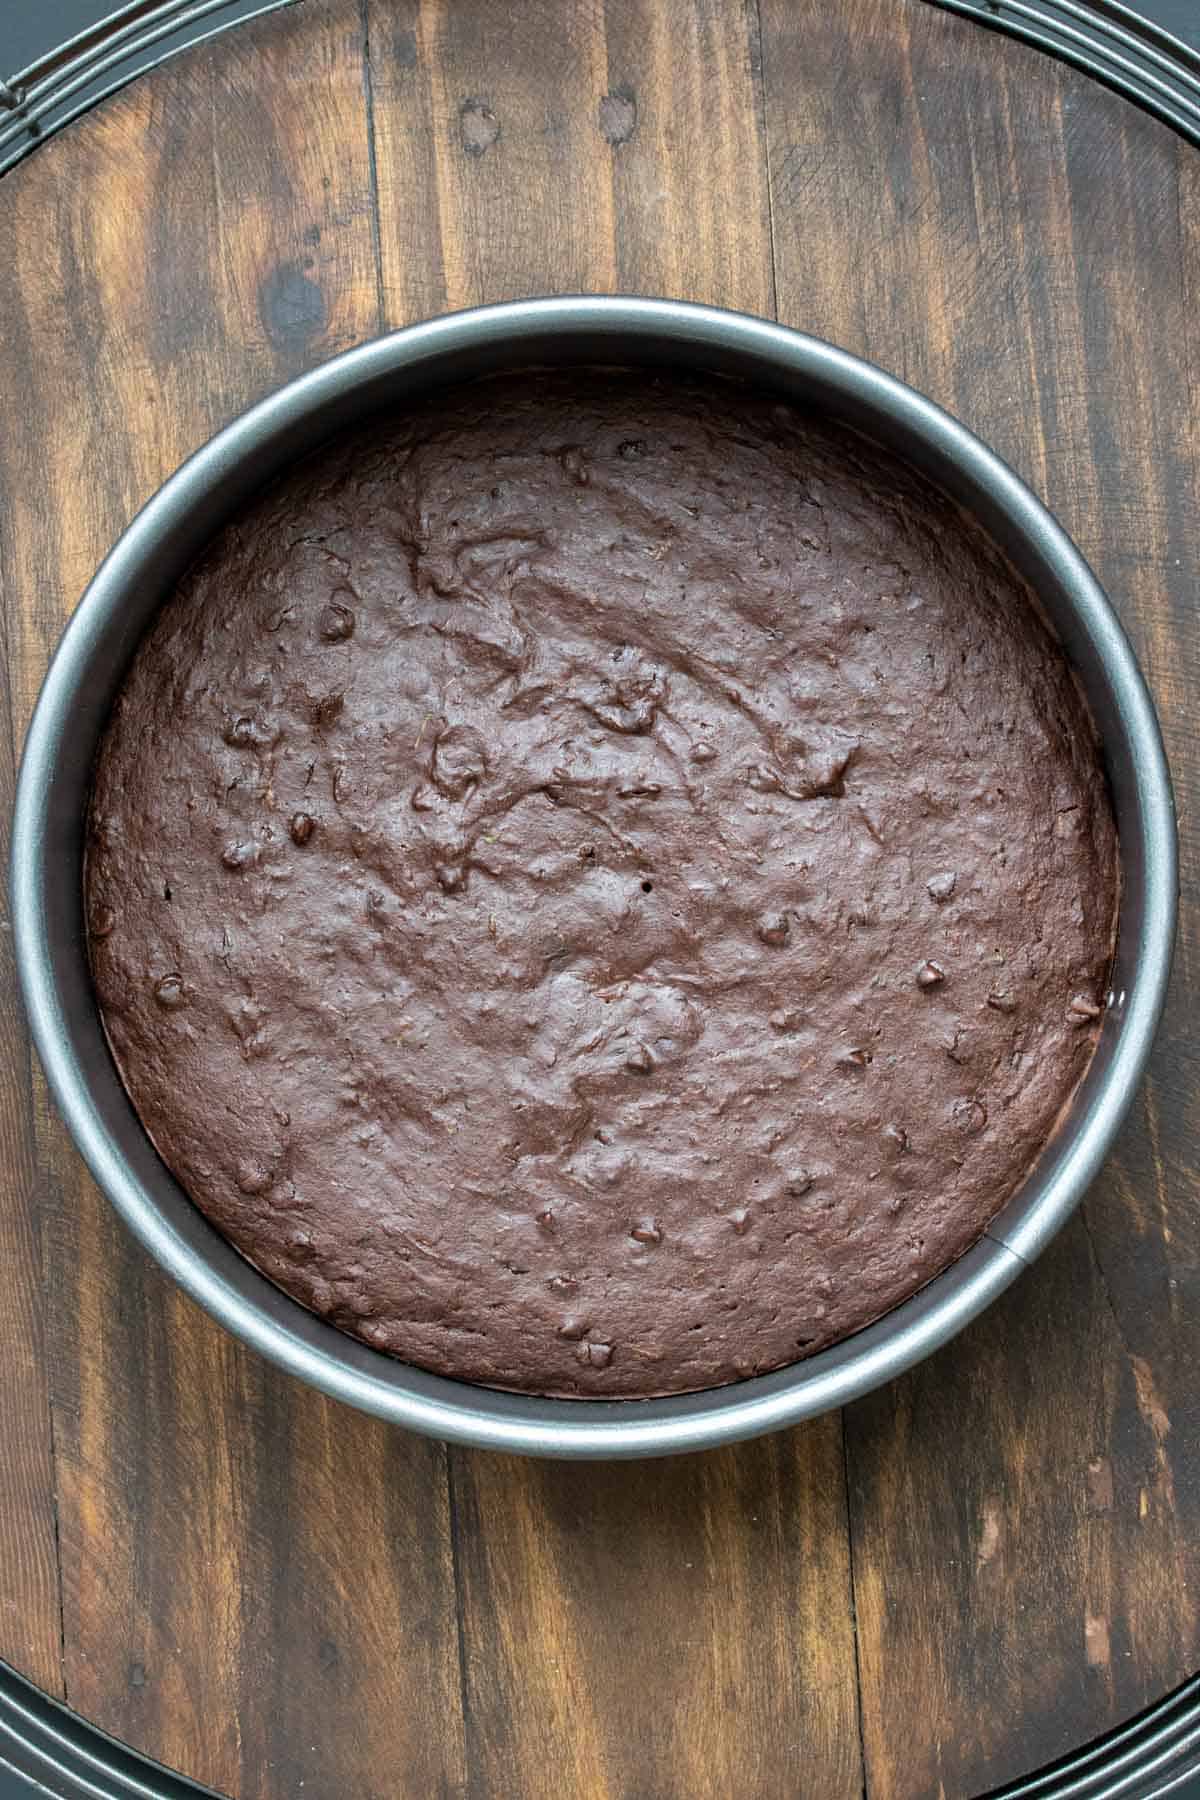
[{"x1": 86, "y1": 371, "x2": 1119, "y2": 1397}]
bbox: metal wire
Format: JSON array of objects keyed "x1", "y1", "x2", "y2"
[
  {"x1": 985, "y1": 1674, "x2": 1200, "y2": 1796},
  {"x1": 936, "y1": 0, "x2": 1200, "y2": 142},
  {"x1": 0, "y1": 0, "x2": 298, "y2": 171},
  {"x1": 1, "y1": 0, "x2": 1198, "y2": 176}
]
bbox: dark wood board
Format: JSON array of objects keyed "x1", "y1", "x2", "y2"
[{"x1": 0, "y1": 1, "x2": 1196, "y2": 1795}]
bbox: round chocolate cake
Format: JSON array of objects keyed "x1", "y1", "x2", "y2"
[{"x1": 86, "y1": 371, "x2": 1118, "y2": 1397}]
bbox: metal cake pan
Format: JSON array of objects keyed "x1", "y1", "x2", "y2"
[{"x1": 9, "y1": 296, "x2": 1178, "y2": 1458}]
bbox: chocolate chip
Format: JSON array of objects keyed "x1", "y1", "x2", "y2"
[
  {"x1": 756, "y1": 911, "x2": 790, "y2": 947},
  {"x1": 235, "y1": 1158, "x2": 271, "y2": 1195},
  {"x1": 1069, "y1": 994, "x2": 1102, "y2": 1023},
  {"x1": 794, "y1": 732, "x2": 859, "y2": 799},
  {"x1": 578, "y1": 1340, "x2": 613, "y2": 1368},
  {"x1": 548, "y1": 1274, "x2": 578, "y2": 1295},
  {"x1": 153, "y1": 974, "x2": 186, "y2": 1010},
  {"x1": 561, "y1": 446, "x2": 589, "y2": 486},
  {"x1": 313, "y1": 692, "x2": 345, "y2": 732},
  {"x1": 987, "y1": 990, "x2": 1018, "y2": 1014},
  {"x1": 729, "y1": 1207, "x2": 751, "y2": 1235},
  {"x1": 432, "y1": 724, "x2": 488, "y2": 799},
  {"x1": 582, "y1": 652, "x2": 664, "y2": 734},
  {"x1": 916, "y1": 960, "x2": 945, "y2": 988},
  {"x1": 289, "y1": 812, "x2": 316, "y2": 846},
  {"x1": 952, "y1": 1096, "x2": 988, "y2": 1135},
  {"x1": 224, "y1": 715, "x2": 264, "y2": 749},
  {"x1": 785, "y1": 1169, "x2": 813, "y2": 1197},
  {"x1": 318, "y1": 602, "x2": 355, "y2": 642},
  {"x1": 927, "y1": 870, "x2": 957, "y2": 903},
  {"x1": 90, "y1": 904, "x2": 116, "y2": 939},
  {"x1": 221, "y1": 841, "x2": 255, "y2": 871},
  {"x1": 535, "y1": 1208, "x2": 557, "y2": 1233},
  {"x1": 747, "y1": 762, "x2": 786, "y2": 794},
  {"x1": 690, "y1": 742, "x2": 716, "y2": 763},
  {"x1": 557, "y1": 1314, "x2": 589, "y2": 1340},
  {"x1": 884, "y1": 1124, "x2": 909, "y2": 1154},
  {"x1": 625, "y1": 1043, "x2": 655, "y2": 1074},
  {"x1": 838, "y1": 1046, "x2": 872, "y2": 1070},
  {"x1": 631, "y1": 1218, "x2": 662, "y2": 1245},
  {"x1": 617, "y1": 438, "x2": 647, "y2": 460},
  {"x1": 435, "y1": 862, "x2": 466, "y2": 893}
]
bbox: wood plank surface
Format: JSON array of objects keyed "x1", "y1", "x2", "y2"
[
  {"x1": 451, "y1": 1433, "x2": 861, "y2": 1800},
  {"x1": 0, "y1": 1, "x2": 1197, "y2": 1795},
  {"x1": 758, "y1": 5, "x2": 1200, "y2": 1793},
  {"x1": 0, "y1": 530, "x2": 61, "y2": 1701},
  {"x1": 0, "y1": 5, "x2": 466, "y2": 1796}
]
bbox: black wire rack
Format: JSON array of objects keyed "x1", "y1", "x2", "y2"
[
  {"x1": 0, "y1": 0, "x2": 1197, "y2": 178},
  {"x1": 1, "y1": 1, "x2": 1199, "y2": 1796},
  {"x1": 4, "y1": 1654, "x2": 1199, "y2": 1797},
  {"x1": 0, "y1": 0, "x2": 292, "y2": 174}
]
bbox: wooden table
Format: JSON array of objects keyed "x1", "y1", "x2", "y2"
[{"x1": 0, "y1": 2, "x2": 1197, "y2": 1794}]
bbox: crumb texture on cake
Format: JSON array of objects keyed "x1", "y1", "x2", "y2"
[{"x1": 86, "y1": 372, "x2": 1118, "y2": 1397}]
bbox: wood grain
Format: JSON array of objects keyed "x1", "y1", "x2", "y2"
[
  {"x1": 0, "y1": 543, "x2": 61, "y2": 1699},
  {"x1": 0, "y1": 0, "x2": 1197, "y2": 1795},
  {"x1": 371, "y1": 0, "x2": 616, "y2": 314},
  {"x1": 597, "y1": 0, "x2": 774, "y2": 314},
  {"x1": 452, "y1": 1433, "x2": 862, "y2": 1800},
  {"x1": 0, "y1": 5, "x2": 464, "y2": 1796},
  {"x1": 760, "y1": 4, "x2": 1200, "y2": 1794}
]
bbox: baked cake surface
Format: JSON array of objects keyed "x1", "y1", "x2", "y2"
[{"x1": 86, "y1": 372, "x2": 1118, "y2": 1396}]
